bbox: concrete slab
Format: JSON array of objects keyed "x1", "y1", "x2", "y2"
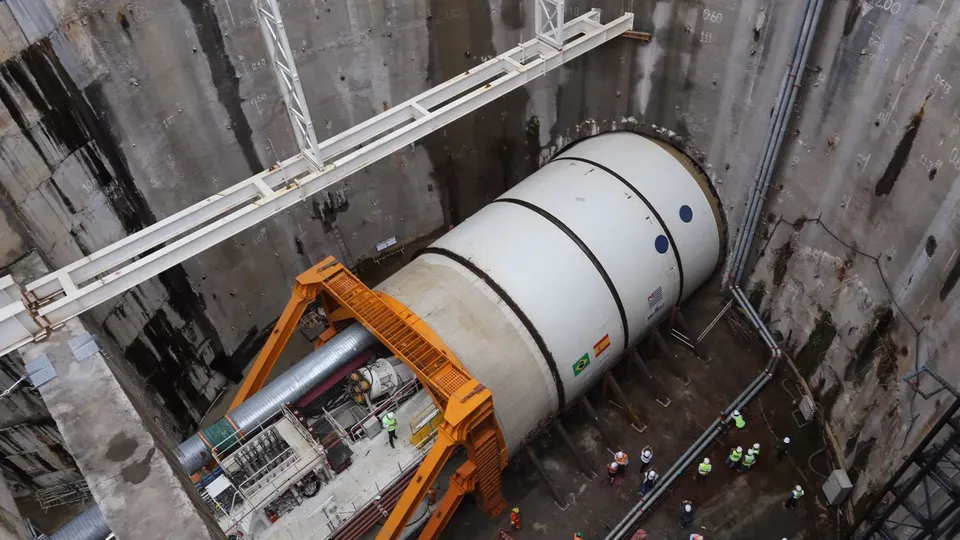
[{"x1": 10, "y1": 253, "x2": 224, "y2": 540}]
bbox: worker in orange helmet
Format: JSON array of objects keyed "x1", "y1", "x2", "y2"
[{"x1": 509, "y1": 507, "x2": 522, "y2": 530}]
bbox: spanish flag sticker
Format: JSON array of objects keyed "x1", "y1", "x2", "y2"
[
  {"x1": 593, "y1": 334, "x2": 611, "y2": 357},
  {"x1": 572, "y1": 353, "x2": 590, "y2": 376}
]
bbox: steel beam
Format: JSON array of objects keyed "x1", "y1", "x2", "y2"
[
  {"x1": 535, "y1": 0, "x2": 566, "y2": 49},
  {"x1": 0, "y1": 9, "x2": 634, "y2": 359},
  {"x1": 256, "y1": 0, "x2": 321, "y2": 168}
]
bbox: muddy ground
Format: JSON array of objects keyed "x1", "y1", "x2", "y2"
[{"x1": 442, "y1": 284, "x2": 840, "y2": 540}]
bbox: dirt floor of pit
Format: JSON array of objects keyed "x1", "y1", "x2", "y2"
[{"x1": 439, "y1": 282, "x2": 839, "y2": 540}]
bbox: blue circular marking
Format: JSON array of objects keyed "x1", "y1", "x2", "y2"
[
  {"x1": 679, "y1": 205, "x2": 693, "y2": 223},
  {"x1": 655, "y1": 235, "x2": 669, "y2": 254}
]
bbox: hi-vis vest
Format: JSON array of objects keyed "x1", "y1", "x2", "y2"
[
  {"x1": 382, "y1": 416, "x2": 397, "y2": 432},
  {"x1": 698, "y1": 462, "x2": 712, "y2": 475},
  {"x1": 792, "y1": 487, "x2": 805, "y2": 499},
  {"x1": 729, "y1": 449, "x2": 742, "y2": 462},
  {"x1": 734, "y1": 415, "x2": 746, "y2": 429},
  {"x1": 743, "y1": 453, "x2": 756, "y2": 467}
]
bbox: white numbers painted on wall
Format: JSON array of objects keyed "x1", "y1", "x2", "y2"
[
  {"x1": 80, "y1": 178, "x2": 97, "y2": 194},
  {"x1": 702, "y1": 9, "x2": 723, "y2": 23},
  {"x1": 867, "y1": 0, "x2": 901, "y2": 15},
  {"x1": 934, "y1": 73, "x2": 953, "y2": 96},
  {"x1": 919, "y1": 153, "x2": 943, "y2": 173},
  {"x1": 700, "y1": 31, "x2": 713, "y2": 44},
  {"x1": 950, "y1": 147, "x2": 960, "y2": 171},
  {"x1": 161, "y1": 114, "x2": 176, "y2": 129},
  {"x1": 250, "y1": 58, "x2": 268, "y2": 71}
]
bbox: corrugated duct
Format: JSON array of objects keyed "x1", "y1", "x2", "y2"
[
  {"x1": 48, "y1": 506, "x2": 111, "y2": 540},
  {"x1": 54, "y1": 323, "x2": 376, "y2": 540}
]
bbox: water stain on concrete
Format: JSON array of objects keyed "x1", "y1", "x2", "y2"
[
  {"x1": 926, "y1": 235, "x2": 937, "y2": 256},
  {"x1": 940, "y1": 256, "x2": 960, "y2": 301},
  {"x1": 845, "y1": 306, "x2": 894, "y2": 381},
  {"x1": 772, "y1": 238, "x2": 795, "y2": 287},
  {"x1": 106, "y1": 433, "x2": 138, "y2": 462},
  {"x1": 875, "y1": 103, "x2": 925, "y2": 197},
  {"x1": 121, "y1": 446, "x2": 155, "y2": 485},
  {"x1": 421, "y1": 0, "x2": 530, "y2": 226},
  {"x1": 795, "y1": 311, "x2": 836, "y2": 379},
  {"x1": 846, "y1": 436, "x2": 876, "y2": 484},
  {"x1": 843, "y1": 0, "x2": 862, "y2": 36},
  {"x1": 1, "y1": 44, "x2": 244, "y2": 415},
  {"x1": 180, "y1": 0, "x2": 263, "y2": 175}
]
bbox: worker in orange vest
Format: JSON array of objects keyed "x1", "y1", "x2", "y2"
[
  {"x1": 509, "y1": 507, "x2": 522, "y2": 530},
  {"x1": 615, "y1": 450, "x2": 629, "y2": 476}
]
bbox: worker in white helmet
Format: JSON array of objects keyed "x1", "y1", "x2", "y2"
[
  {"x1": 752, "y1": 442, "x2": 761, "y2": 457},
  {"x1": 614, "y1": 450, "x2": 629, "y2": 477},
  {"x1": 639, "y1": 446, "x2": 653, "y2": 475},
  {"x1": 607, "y1": 461, "x2": 619, "y2": 484},
  {"x1": 777, "y1": 436, "x2": 791, "y2": 462},
  {"x1": 731, "y1": 409, "x2": 746, "y2": 429},
  {"x1": 784, "y1": 484, "x2": 804, "y2": 509},
  {"x1": 679, "y1": 499, "x2": 694, "y2": 528},
  {"x1": 382, "y1": 411, "x2": 398, "y2": 448},
  {"x1": 696, "y1": 457, "x2": 712, "y2": 483},
  {"x1": 640, "y1": 468, "x2": 658, "y2": 496}
]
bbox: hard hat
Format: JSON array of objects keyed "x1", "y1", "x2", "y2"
[
  {"x1": 616, "y1": 451, "x2": 625, "y2": 458},
  {"x1": 610, "y1": 462, "x2": 618, "y2": 468},
  {"x1": 747, "y1": 449, "x2": 754, "y2": 455},
  {"x1": 703, "y1": 457, "x2": 710, "y2": 464},
  {"x1": 386, "y1": 412, "x2": 396, "y2": 420},
  {"x1": 512, "y1": 507, "x2": 519, "y2": 513},
  {"x1": 684, "y1": 504, "x2": 692, "y2": 512},
  {"x1": 643, "y1": 449, "x2": 652, "y2": 457},
  {"x1": 753, "y1": 443, "x2": 760, "y2": 449},
  {"x1": 795, "y1": 484, "x2": 802, "y2": 491},
  {"x1": 576, "y1": 533, "x2": 583, "y2": 538},
  {"x1": 736, "y1": 446, "x2": 743, "y2": 452},
  {"x1": 784, "y1": 436, "x2": 791, "y2": 444},
  {"x1": 732, "y1": 410, "x2": 741, "y2": 416}
]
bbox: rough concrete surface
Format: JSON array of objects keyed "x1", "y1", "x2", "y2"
[
  {"x1": 0, "y1": 471, "x2": 27, "y2": 540},
  {"x1": 10, "y1": 253, "x2": 223, "y2": 539},
  {"x1": 0, "y1": 0, "x2": 955, "y2": 535}
]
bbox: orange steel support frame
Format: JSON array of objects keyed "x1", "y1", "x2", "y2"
[
  {"x1": 229, "y1": 257, "x2": 507, "y2": 539},
  {"x1": 226, "y1": 260, "x2": 353, "y2": 411}
]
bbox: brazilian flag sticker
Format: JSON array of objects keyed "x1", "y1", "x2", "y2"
[{"x1": 572, "y1": 353, "x2": 591, "y2": 376}]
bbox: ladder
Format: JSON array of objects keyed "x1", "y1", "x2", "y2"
[{"x1": 313, "y1": 257, "x2": 507, "y2": 539}]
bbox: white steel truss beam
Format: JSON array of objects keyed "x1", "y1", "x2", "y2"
[
  {"x1": 536, "y1": 0, "x2": 567, "y2": 49},
  {"x1": 0, "y1": 9, "x2": 633, "y2": 358},
  {"x1": 256, "y1": 0, "x2": 322, "y2": 168}
]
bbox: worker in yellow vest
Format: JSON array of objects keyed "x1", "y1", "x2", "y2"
[
  {"x1": 725, "y1": 446, "x2": 742, "y2": 468},
  {"x1": 739, "y1": 448, "x2": 756, "y2": 472},
  {"x1": 382, "y1": 411, "x2": 398, "y2": 448},
  {"x1": 696, "y1": 457, "x2": 712, "y2": 483},
  {"x1": 783, "y1": 485, "x2": 804, "y2": 509},
  {"x1": 731, "y1": 410, "x2": 746, "y2": 429}
]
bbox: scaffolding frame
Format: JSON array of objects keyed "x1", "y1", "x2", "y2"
[{"x1": 852, "y1": 368, "x2": 960, "y2": 540}]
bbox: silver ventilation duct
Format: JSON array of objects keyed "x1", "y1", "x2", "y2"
[{"x1": 55, "y1": 323, "x2": 376, "y2": 540}]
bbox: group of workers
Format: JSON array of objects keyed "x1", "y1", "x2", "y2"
[
  {"x1": 502, "y1": 408, "x2": 809, "y2": 539},
  {"x1": 676, "y1": 410, "x2": 804, "y2": 536}
]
